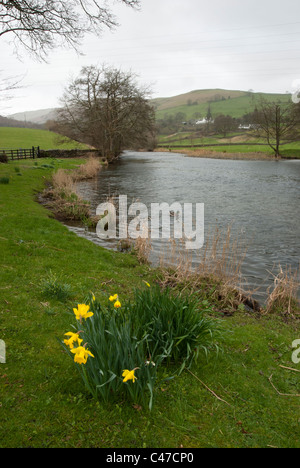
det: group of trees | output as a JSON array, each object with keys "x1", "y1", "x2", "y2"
[
  {"x1": 212, "y1": 101, "x2": 300, "y2": 156},
  {"x1": 55, "y1": 66, "x2": 156, "y2": 159}
]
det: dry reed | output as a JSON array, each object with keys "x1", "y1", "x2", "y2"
[
  {"x1": 155, "y1": 224, "x2": 255, "y2": 310},
  {"x1": 51, "y1": 168, "x2": 75, "y2": 196},
  {"x1": 73, "y1": 156, "x2": 102, "y2": 181},
  {"x1": 42, "y1": 157, "x2": 102, "y2": 222},
  {"x1": 265, "y1": 265, "x2": 300, "y2": 316}
]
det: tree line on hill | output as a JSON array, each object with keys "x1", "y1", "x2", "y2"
[{"x1": 0, "y1": 115, "x2": 43, "y2": 130}]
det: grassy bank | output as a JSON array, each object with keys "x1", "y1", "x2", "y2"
[{"x1": 0, "y1": 158, "x2": 299, "y2": 448}]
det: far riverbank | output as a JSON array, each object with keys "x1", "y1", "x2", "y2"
[{"x1": 155, "y1": 147, "x2": 277, "y2": 160}]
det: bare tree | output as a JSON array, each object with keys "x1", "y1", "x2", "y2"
[
  {"x1": 213, "y1": 114, "x2": 237, "y2": 138},
  {"x1": 57, "y1": 65, "x2": 156, "y2": 160},
  {"x1": 253, "y1": 98, "x2": 299, "y2": 158},
  {"x1": 0, "y1": 0, "x2": 140, "y2": 59}
]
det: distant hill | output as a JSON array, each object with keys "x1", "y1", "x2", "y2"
[
  {"x1": 153, "y1": 89, "x2": 291, "y2": 120},
  {"x1": 8, "y1": 108, "x2": 59, "y2": 125},
  {"x1": 6, "y1": 89, "x2": 292, "y2": 126},
  {"x1": 0, "y1": 114, "x2": 42, "y2": 129}
]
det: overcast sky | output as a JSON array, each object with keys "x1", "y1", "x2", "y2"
[{"x1": 2, "y1": 0, "x2": 300, "y2": 115}]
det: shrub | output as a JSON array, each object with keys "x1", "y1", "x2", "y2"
[
  {"x1": 131, "y1": 286, "x2": 220, "y2": 373},
  {"x1": 40, "y1": 271, "x2": 72, "y2": 302},
  {"x1": 0, "y1": 152, "x2": 8, "y2": 163},
  {"x1": 0, "y1": 177, "x2": 9, "y2": 184}
]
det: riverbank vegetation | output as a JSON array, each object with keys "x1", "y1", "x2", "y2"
[
  {"x1": 40, "y1": 156, "x2": 102, "y2": 223},
  {"x1": 0, "y1": 158, "x2": 299, "y2": 447}
]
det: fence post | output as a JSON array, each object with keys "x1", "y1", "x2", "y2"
[{"x1": 32, "y1": 146, "x2": 35, "y2": 159}]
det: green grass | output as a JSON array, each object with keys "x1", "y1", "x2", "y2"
[
  {"x1": 0, "y1": 127, "x2": 89, "y2": 150},
  {"x1": 155, "y1": 90, "x2": 291, "y2": 120},
  {"x1": 158, "y1": 132, "x2": 300, "y2": 158},
  {"x1": 0, "y1": 158, "x2": 299, "y2": 448}
]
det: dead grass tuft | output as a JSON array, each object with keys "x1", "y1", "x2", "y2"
[
  {"x1": 265, "y1": 265, "x2": 300, "y2": 317},
  {"x1": 73, "y1": 156, "x2": 102, "y2": 181},
  {"x1": 42, "y1": 158, "x2": 101, "y2": 222},
  {"x1": 156, "y1": 225, "x2": 258, "y2": 312}
]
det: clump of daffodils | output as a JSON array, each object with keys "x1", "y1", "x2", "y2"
[{"x1": 61, "y1": 282, "x2": 217, "y2": 412}]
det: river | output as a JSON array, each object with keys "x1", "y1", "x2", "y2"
[{"x1": 68, "y1": 151, "x2": 300, "y2": 303}]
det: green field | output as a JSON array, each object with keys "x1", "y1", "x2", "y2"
[
  {"x1": 0, "y1": 158, "x2": 299, "y2": 448},
  {"x1": 154, "y1": 89, "x2": 291, "y2": 120},
  {"x1": 0, "y1": 127, "x2": 89, "y2": 150},
  {"x1": 157, "y1": 132, "x2": 300, "y2": 158}
]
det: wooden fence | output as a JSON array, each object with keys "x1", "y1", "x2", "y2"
[{"x1": 1, "y1": 146, "x2": 40, "y2": 160}]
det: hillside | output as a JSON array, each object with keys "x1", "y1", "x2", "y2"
[
  {"x1": 9, "y1": 108, "x2": 59, "y2": 125},
  {"x1": 0, "y1": 127, "x2": 89, "y2": 150},
  {"x1": 0, "y1": 115, "x2": 42, "y2": 129},
  {"x1": 6, "y1": 89, "x2": 292, "y2": 128},
  {"x1": 153, "y1": 89, "x2": 291, "y2": 120}
]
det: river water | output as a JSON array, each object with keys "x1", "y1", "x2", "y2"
[{"x1": 69, "y1": 151, "x2": 300, "y2": 303}]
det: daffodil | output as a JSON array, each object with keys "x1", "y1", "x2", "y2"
[
  {"x1": 143, "y1": 280, "x2": 151, "y2": 287},
  {"x1": 71, "y1": 346, "x2": 95, "y2": 365},
  {"x1": 114, "y1": 300, "x2": 121, "y2": 308},
  {"x1": 122, "y1": 368, "x2": 138, "y2": 383},
  {"x1": 73, "y1": 304, "x2": 93, "y2": 321},
  {"x1": 64, "y1": 332, "x2": 83, "y2": 349},
  {"x1": 109, "y1": 294, "x2": 118, "y2": 302}
]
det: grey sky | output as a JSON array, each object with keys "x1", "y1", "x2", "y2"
[{"x1": 2, "y1": 0, "x2": 300, "y2": 114}]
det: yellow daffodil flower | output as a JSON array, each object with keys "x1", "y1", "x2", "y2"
[
  {"x1": 122, "y1": 368, "x2": 138, "y2": 383},
  {"x1": 114, "y1": 300, "x2": 121, "y2": 308},
  {"x1": 73, "y1": 304, "x2": 93, "y2": 321},
  {"x1": 64, "y1": 332, "x2": 83, "y2": 349},
  {"x1": 71, "y1": 346, "x2": 94, "y2": 365},
  {"x1": 109, "y1": 294, "x2": 118, "y2": 302},
  {"x1": 143, "y1": 280, "x2": 151, "y2": 287}
]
